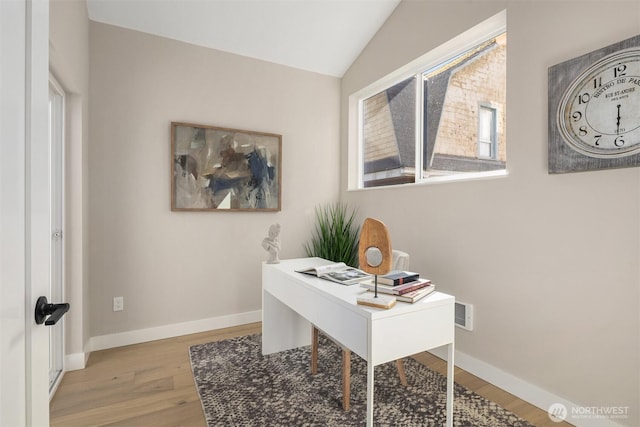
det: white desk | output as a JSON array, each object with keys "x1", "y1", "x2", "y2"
[{"x1": 262, "y1": 257, "x2": 455, "y2": 426}]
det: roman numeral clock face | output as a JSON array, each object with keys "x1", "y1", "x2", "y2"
[
  {"x1": 558, "y1": 48, "x2": 640, "y2": 159},
  {"x1": 549, "y1": 35, "x2": 640, "y2": 173}
]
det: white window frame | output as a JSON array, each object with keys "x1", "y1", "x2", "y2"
[
  {"x1": 348, "y1": 10, "x2": 507, "y2": 190},
  {"x1": 478, "y1": 103, "x2": 498, "y2": 160}
]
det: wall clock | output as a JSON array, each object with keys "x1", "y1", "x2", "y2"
[{"x1": 549, "y1": 34, "x2": 640, "y2": 173}]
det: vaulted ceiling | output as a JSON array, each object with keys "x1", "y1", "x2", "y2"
[{"x1": 85, "y1": 0, "x2": 401, "y2": 77}]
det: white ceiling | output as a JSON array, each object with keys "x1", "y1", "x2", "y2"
[{"x1": 85, "y1": 0, "x2": 400, "y2": 77}]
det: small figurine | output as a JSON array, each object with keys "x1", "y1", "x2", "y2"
[{"x1": 262, "y1": 223, "x2": 281, "y2": 264}]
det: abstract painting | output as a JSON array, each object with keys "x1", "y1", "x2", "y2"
[{"x1": 171, "y1": 122, "x2": 281, "y2": 211}]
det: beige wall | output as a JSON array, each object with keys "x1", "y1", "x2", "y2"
[
  {"x1": 342, "y1": 1, "x2": 639, "y2": 426},
  {"x1": 49, "y1": 0, "x2": 90, "y2": 364},
  {"x1": 89, "y1": 22, "x2": 340, "y2": 337}
]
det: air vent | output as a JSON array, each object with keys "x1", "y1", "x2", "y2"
[{"x1": 455, "y1": 301, "x2": 474, "y2": 331}]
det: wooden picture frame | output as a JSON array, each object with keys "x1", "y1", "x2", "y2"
[{"x1": 171, "y1": 122, "x2": 281, "y2": 211}]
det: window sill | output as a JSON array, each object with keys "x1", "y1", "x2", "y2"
[{"x1": 348, "y1": 169, "x2": 508, "y2": 192}]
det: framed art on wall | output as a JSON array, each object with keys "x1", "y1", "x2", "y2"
[
  {"x1": 548, "y1": 34, "x2": 640, "y2": 174},
  {"x1": 171, "y1": 122, "x2": 282, "y2": 211}
]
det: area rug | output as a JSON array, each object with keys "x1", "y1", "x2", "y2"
[{"x1": 189, "y1": 334, "x2": 534, "y2": 426}]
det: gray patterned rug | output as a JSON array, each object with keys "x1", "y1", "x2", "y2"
[{"x1": 189, "y1": 334, "x2": 535, "y2": 426}]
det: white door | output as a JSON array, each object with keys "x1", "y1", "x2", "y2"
[{"x1": 1, "y1": 0, "x2": 52, "y2": 426}]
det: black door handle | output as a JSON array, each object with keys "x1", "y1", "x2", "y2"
[{"x1": 35, "y1": 296, "x2": 70, "y2": 326}]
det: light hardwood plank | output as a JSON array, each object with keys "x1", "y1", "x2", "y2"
[
  {"x1": 51, "y1": 322, "x2": 572, "y2": 426},
  {"x1": 51, "y1": 323, "x2": 261, "y2": 427},
  {"x1": 411, "y1": 351, "x2": 574, "y2": 427}
]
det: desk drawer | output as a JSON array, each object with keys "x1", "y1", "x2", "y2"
[
  {"x1": 371, "y1": 302, "x2": 454, "y2": 365},
  {"x1": 311, "y1": 294, "x2": 368, "y2": 360}
]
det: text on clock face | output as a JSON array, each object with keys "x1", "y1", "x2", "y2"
[{"x1": 568, "y1": 64, "x2": 640, "y2": 147}]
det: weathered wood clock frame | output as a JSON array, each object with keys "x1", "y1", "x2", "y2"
[{"x1": 549, "y1": 34, "x2": 640, "y2": 174}]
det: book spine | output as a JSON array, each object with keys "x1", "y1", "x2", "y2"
[
  {"x1": 361, "y1": 281, "x2": 430, "y2": 295},
  {"x1": 379, "y1": 275, "x2": 419, "y2": 286},
  {"x1": 359, "y1": 284, "x2": 400, "y2": 295},
  {"x1": 396, "y1": 282, "x2": 430, "y2": 295},
  {"x1": 392, "y1": 278, "x2": 431, "y2": 292},
  {"x1": 395, "y1": 286, "x2": 435, "y2": 302}
]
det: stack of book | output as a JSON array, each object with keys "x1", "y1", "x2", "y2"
[{"x1": 360, "y1": 270, "x2": 435, "y2": 303}]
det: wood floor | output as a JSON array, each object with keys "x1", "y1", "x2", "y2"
[{"x1": 50, "y1": 322, "x2": 572, "y2": 427}]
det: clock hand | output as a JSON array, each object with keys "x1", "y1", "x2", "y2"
[{"x1": 616, "y1": 104, "x2": 621, "y2": 135}]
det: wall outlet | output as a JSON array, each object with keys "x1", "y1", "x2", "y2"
[{"x1": 113, "y1": 296, "x2": 124, "y2": 312}]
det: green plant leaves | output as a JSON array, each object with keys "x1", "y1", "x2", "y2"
[{"x1": 304, "y1": 203, "x2": 360, "y2": 267}]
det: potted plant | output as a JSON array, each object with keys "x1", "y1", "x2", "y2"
[{"x1": 304, "y1": 203, "x2": 360, "y2": 267}]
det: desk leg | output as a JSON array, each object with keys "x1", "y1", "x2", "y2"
[
  {"x1": 311, "y1": 326, "x2": 318, "y2": 375},
  {"x1": 342, "y1": 349, "x2": 351, "y2": 411},
  {"x1": 446, "y1": 342, "x2": 455, "y2": 427},
  {"x1": 366, "y1": 361, "x2": 374, "y2": 426}
]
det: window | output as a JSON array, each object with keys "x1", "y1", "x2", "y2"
[
  {"x1": 362, "y1": 76, "x2": 416, "y2": 186},
  {"x1": 478, "y1": 104, "x2": 497, "y2": 159},
  {"x1": 349, "y1": 11, "x2": 506, "y2": 189}
]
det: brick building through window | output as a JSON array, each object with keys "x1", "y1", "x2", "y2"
[{"x1": 362, "y1": 33, "x2": 506, "y2": 188}]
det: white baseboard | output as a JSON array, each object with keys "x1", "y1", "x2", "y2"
[
  {"x1": 89, "y1": 310, "x2": 262, "y2": 352},
  {"x1": 65, "y1": 352, "x2": 87, "y2": 371},
  {"x1": 430, "y1": 347, "x2": 624, "y2": 427},
  {"x1": 64, "y1": 342, "x2": 92, "y2": 372}
]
